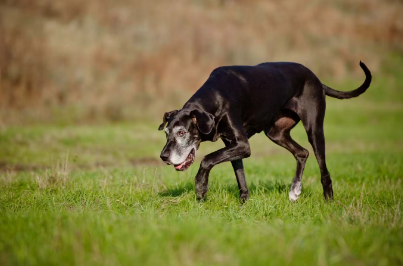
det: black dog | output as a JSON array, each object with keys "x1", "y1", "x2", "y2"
[{"x1": 159, "y1": 61, "x2": 371, "y2": 202}]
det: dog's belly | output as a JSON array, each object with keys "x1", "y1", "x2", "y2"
[
  {"x1": 242, "y1": 117, "x2": 273, "y2": 138},
  {"x1": 242, "y1": 116, "x2": 270, "y2": 134},
  {"x1": 241, "y1": 93, "x2": 293, "y2": 136},
  {"x1": 241, "y1": 94, "x2": 300, "y2": 138},
  {"x1": 242, "y1": 125, "x2": 260, "y2": 138}
]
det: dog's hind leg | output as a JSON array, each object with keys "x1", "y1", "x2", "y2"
[
  {"x1": 301, "y1": 112, "x2": 333, "y2": 200},
  {"x1": 265, "y1": 109, "x2": 309, "y2": 202},
  {"x1": 298, "y1": 82, "x2": 333, "y2": 200}
]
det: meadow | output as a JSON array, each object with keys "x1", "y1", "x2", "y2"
[
  {"x1": 1, "y1": 72, "x2": 403, "y2": 265},
  {"x1": 1, "y1": 0, "x2": 403, "y2": 265}
]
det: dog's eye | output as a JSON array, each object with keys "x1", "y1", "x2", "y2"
[{"x1": 177, "y1": 131, "x2": 185, "y2": 137}]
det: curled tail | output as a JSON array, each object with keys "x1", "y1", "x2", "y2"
[{"x1": 323, "y1": 61, "x2": 372, "y2": 99}]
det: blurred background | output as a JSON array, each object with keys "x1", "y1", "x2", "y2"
[
  {"x1": 1, "y1": 3, "x2": 403, "y2": 264},
  {"x1": 1, "y1": 0, "x2": 402, "y2": 126}
]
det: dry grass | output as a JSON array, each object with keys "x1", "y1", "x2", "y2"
[
  {"x1": 35, "y1": 153, "x2": 70, "y2": 189},
  {"x1": 0, "y1": 0, "x2": 403, "y2": 124}
]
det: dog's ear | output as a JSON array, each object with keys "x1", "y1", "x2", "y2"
[
  {"x1": 158, "y1": 110, "x2": 178, "y2": 130},
  {"x1": 190, "y1": 109, "x2": 215, "y2": 135}
]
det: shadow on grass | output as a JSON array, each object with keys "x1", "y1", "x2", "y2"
[
  {"x1": 158, "y1": 179, "x2": 295, "y2": 199},
  {"x1": 158, "y1": 181, "x2": 195, "y2": 197},
  {"x1": 222, "y1": 180, "x2": 290, "y2": 199}
]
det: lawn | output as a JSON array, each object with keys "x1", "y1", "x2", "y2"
[{"x1": 1, "y1": 80, "x2": 403, "y2": 265}]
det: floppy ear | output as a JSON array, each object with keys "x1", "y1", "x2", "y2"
[
  {"x1": 158, "y1": 110, "x2": 178, "y2": 130},
  {"x1": 190, "y1": 109, "x2": 215, "y2": 135}
]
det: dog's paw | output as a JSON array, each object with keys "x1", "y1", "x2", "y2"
[
  {"x1": 323, "y1": 184, "x2": 334, "y2": 201},
  {"x1": 196, "y1": 195, "x2": 207, "y2": 202},
  {"x1": 196, "y1": 190, "x2": 208, "y2": 201},
  {"x1": 195, "y1": 183, "x2": 208, "y2": 201},
  {"x1": 289, "y1": 182, "x2": 302, "y2": 202},
  {"x1": 239, "y1": 192, "x2": 250, "y2": 203}
]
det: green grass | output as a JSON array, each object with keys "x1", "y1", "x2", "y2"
[{"x1": 1, "y1": 77, "x2": 403, "y2": 265}]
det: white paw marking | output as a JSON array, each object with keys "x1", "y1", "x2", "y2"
[{"x1": 289, "y1": 182, "x2": 302, "y2": 202}]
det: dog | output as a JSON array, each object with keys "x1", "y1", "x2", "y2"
[{"x1": 159, "y1": 61, "x2": 371, "y2": 202}]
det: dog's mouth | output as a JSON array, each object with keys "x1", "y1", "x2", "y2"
[{"x1": 174, "y1": 149, "x2": 195, "y2": 171}]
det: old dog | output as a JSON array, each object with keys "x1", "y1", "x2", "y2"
[{"x1": 158, "y1": 61, "x2": 371, "y2": 202}]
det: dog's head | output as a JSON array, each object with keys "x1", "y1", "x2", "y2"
[{"x1": 158, "y1": 108, "x2": 215, "y2": 171}]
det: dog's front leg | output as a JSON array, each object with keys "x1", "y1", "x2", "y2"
[{"x1": 195, "y1": 137, "x2": 251, "y2": 200}]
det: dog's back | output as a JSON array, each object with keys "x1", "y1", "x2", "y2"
[{"x1": 189, "y1": 62, "x2": 316, "y2": 131}]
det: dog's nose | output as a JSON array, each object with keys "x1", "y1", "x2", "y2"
[{"x1": 160, "y1": 153, "x2": 169, "y2": 162}]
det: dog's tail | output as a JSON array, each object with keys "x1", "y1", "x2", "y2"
[{"x1": 323, "y1": 61, "x2": 372, "y2": 99}]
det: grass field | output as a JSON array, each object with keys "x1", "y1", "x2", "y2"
[
  {"x1": 1, "y1": 75, "x2": 403, "y2": 265},
  {"x1": 1, "y1": 1, "x2": 403, "y2": 264}
]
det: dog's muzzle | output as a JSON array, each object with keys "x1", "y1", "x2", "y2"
[{"x1": 174, "y1": 149, "x2": 196, "y2": 171}]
